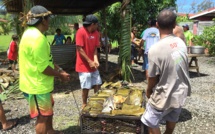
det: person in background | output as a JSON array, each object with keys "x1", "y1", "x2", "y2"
[
  {"x1": 173, "y1": 25, "x2": 186, "y2": 43},
  {"x1": 101, "y1": 33, "x2": 112, "y2": 53},
  {"x1": 139, "y1": 21, "x2": 150, "y2": 65},
  {"x1": 141, "y1": 20, "x2": 160, "y2": 81},
  {"x1": 183, "y1": 24, "x2": 193, "y2": 46},
  {"x1": 19, "y1": 5, "x2": 70, "y2": 134},
  {"x1": 141, "y1": 9, "x2": 191, "y2": 134},
  {"x1": 65, "y1": 36, "x2": 72, "y2": 45},
  {"x1": 7, "y1": 35, "x2": 19, "y2": 72},
  {"x1": 51, "y1": 28, "x2": 66, "y2": 45},
  {"x1": 130, "y1": 27, "x2": 139, "y2": 67},
  {"x1": 75, "y1": 14, "x2": 102, "y2": 109},
  {"x1": 72, "y1": 23, "x2": 79, "y2": 44}
]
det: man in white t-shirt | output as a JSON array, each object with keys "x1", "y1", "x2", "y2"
[
  {"x1": 141, "y1": 9, "x2": 191, "y2": 134},
  {"x1": 142, "y1": 20, "x2": 160, "y2": 81}
]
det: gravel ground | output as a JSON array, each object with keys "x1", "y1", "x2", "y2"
[{"x1": 0, "y1": 53, "x2": 215, "y2": 134}]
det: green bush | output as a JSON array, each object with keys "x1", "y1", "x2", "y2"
[{"x1": 193, "y1": 24, "x2": 215, "y2": 56}]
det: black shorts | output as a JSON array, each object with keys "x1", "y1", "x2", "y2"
[
  {"x1": 97, "y1": 48, "x2": 101, "y2": 53},
  {"x1": 9, "y1": 60, "x2": 17, "y2": 64}
]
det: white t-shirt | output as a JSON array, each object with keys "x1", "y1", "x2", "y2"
[
  {"x1": 142, "y1": 27, "x2": 160, "y2": 54},
  {"x1": 101, "y1": 37, "x2": 110, "y2": 46},
  {"x1": 148, "y1": 35, "x2": 191, "y2": 110}
]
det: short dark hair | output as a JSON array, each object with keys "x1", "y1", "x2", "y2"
[
  {"x1": 56, "y1": 28, "x2": 61, "y2": 32},
  {"x1": 131, "y1": 27, "x2": 137, "y2": 32},
  {"x1": 67, "y1": 36, "x2": 71, "y2": 40},
  {"x1": 157, "y1": 9, "x2": 176, "y2": 30},
  {"x1": 12, "y1": 35, "x2": 18, "y2": 40},
  {"x1": 150, "y1": 20, "x2": 157, "y2": 26}
]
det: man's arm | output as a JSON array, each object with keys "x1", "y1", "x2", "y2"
[
  {"x1": 94, "y1": 47, "x2": 99, "y2": 67},
  {"x1": 131, "y1": 33, "x2": 139, "y2": 46},
  {"x1": 63, "y1": 35, "x2": 66, "y2": 44},
  {"x1": 76, "y1": 46, "x2": 98, "y2": 69},
  {"x1": 146, "y1": 75, "x2": 159, "y2": 98},
  {"x1": 51, "y1": 39, "x2": 56, "y2": 45},
  {"x1": 43, "y1": 64, "x2": 70, "y2": 81}
]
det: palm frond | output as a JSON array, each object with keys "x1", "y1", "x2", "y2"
[{"x1": 119, "y1": 3, "x2": 132, "y2": 82}]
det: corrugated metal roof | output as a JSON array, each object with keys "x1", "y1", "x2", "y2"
[{"x1": 4, "y1": 0, "x2": 122, "y2": 15}]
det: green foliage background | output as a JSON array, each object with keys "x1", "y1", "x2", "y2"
[{"x1": 193, "y1": 20, "x2": 215, "y2": 56}]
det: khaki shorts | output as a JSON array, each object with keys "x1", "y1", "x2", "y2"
[{"x1": 141, "y1": 103, "x2": 181, "y2": 128}]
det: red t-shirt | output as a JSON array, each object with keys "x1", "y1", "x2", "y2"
[
  {"x1": 8, "y1": 41, "x2": 18, "y2": 60},
  {"x1": 75, "y1": 27, "x2": 99, "y2": 72}
]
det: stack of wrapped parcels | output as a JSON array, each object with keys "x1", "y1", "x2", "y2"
[{"x1": 82, "y1": 81, "x2": 145, "y2": 117}]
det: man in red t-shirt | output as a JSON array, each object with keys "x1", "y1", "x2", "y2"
[
  {"x1": 8, "y1": 35, "x2": 19, "y2": 72},
  {"x1": 75, "y1": 14, "x2": 102, "y2": 108}
]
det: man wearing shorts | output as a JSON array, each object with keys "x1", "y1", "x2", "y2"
[
  {"x1": 75, "y1": 14, "x2": 102, "y2": 108},
  {"x1": 141, "y1": 9, "x2": 191, "y2": 134},
  {"x1": 141, "y1": 20, "x2": 160, "y2": 81},
  {"x1": 19, "y1": 5, "x2": 70, "y2": 134}
]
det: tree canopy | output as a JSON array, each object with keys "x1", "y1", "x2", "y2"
[
  {"x1": 191, "y1": 0, "x2": 215, "y2": 13},
  {"x1": 97, "y1": 0, "x2": 176, "y2": 41}
]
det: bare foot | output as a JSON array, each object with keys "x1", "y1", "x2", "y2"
[
  {"x1": 82, "y1": 104, "x2": 87, "y2": 110},
  {"x1": 2, "y1": 119, "x2": 18, "y2": 131}
]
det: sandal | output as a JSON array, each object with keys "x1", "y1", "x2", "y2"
[
  {"x1": 131, "y1": 63, "x2": 138, "y2": 67},
  {"x1": 2, "y1": 119, "x2": 18, "y2": 131}
]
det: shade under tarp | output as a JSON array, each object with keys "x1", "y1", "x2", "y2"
[{"x1": 4, "y1": 0, "x2": 122, "y2": 15}]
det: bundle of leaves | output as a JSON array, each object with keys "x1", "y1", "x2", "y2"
[{"x1": 0, "y1": 72, "x2": 21, "y2": 101}]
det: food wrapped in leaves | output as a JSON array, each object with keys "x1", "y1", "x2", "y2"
[
  {"x1": 89, "y1": 97, "x2": 107, "y2": 102},
  {"x1": 97, "y1": 92, "x2": 111, "y2": 97},
  {"x1": 116, "y1": 88, "x2": 130, "y2": 96},
  {"x1": 102, "y1": 96, "x2": 114, "y2": 114},
  {"x1": 101, "y1": 81, "x2": 113, "y2": 88},
  {"x1": 124, "y1": 89, "x2": 143, "y2": 106},
  {"x1": 100, "y1": 89, "x2": 116, "y2": 96},
  {"x1": 113, "y1": 95, "x2": 127, "y2": 104},
  {"x1": 111, "y1": 104, "x2": 145, "y2": 116},
  {"x1": 110, "y1": 81, "x2": 122, "y2": 88},
  {"x1": 88, "y1": 100, "x2": 104, "y2": 110},
  {"x1": 89, "y1": 110, "x2": 101, "y2": 117},
  {"x1": 122, "y1": 103, "x2": 141, "y2": 110}
]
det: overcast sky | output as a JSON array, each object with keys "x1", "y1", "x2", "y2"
[{"x1": 176, "y1": 0, "x2": 215, "y2": 13}]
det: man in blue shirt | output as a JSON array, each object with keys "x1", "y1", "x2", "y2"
[{"x1": 51, "y1": 28, "x2": 66, "y2": 45}]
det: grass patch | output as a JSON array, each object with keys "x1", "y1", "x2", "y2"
[
  {"x1": 0, "y1": 34, "x2": 13, "y2": 52},
  {"x1": 0, "y1": 34, "x2": 117, "y2": 52},
  {"x1": 111, "y1": 40, "x2": 119, "y2": 48}
]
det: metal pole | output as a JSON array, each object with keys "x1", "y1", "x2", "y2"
[{"x1": 102, "y1": 9, "x2": 108, "y2": 72}]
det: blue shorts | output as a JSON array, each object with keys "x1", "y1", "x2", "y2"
[
  {"x1": 78, "y1": 70, "x2": 102, "y2": 89},
  {"x1": 141, "y1": 103, "x2": 181, "y2": 128},
  {"x1": 142, "y1": 54, "x2": 148, "y2": 70}
]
